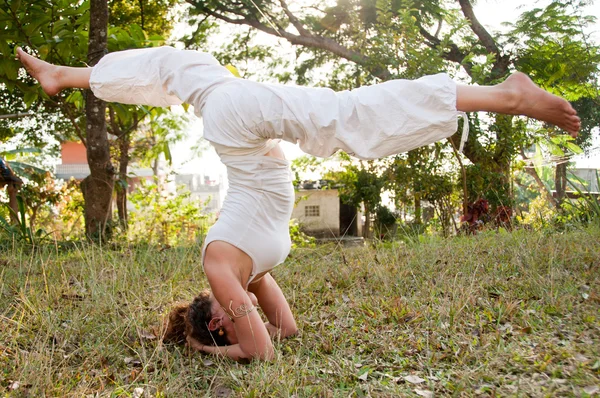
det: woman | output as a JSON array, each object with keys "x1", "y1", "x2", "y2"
[{"x1": 17, "y1": 46, "x2": 580, "y2": 361}]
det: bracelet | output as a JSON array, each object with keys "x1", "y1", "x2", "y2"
[{"x1": 222, "y1": 302, "x2": 256, "y2": 323}]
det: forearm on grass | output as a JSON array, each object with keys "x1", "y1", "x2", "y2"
[{"x1": 187, "y1": 336, "x2": 250, "y2": 361}]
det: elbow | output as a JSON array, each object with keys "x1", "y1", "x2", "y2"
[
  {"x1": 243, "y1": 345, "x2": 275, "y2": 362},
  {"x1": 282, "y1": 325, "x2": 298, "y2": 339}
]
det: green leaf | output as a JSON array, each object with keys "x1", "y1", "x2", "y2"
[
  {"x1": 65, "y1": 91, "x2": 84, "y2": 110},
  {"x1": 225, "y1": 64, "x2": 241, "y2": 78},
  {"x1": 23, "y1": 90, "x2": 38, "y2": 108},
  {"x1": 162, "y1": 143, "x2": 172, "y2": 164},
  {"x1": 2, "y1": 147, "x2": 42, "y2": 156},
  {"x1": 565, "y1": 142, "x2": 583, "y2": 154},
  {"x1": 11, "y1": 0, "x2": 21, "y2": 13}
]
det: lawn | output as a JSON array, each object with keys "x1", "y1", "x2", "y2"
[{"x1": 1, "y1": 226, "x2": 599, "y2": 397}]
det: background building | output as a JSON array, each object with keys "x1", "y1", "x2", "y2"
[
  {"x1": 175, "y1": 173, "x2": 225, "y2": 213},
  {"x1": 292, "y1": 184, "x2": 363, "y2": 238}
]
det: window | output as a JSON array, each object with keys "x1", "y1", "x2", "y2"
[{"x1": 305, "y1": 205, "x2": 320, "y2": 217}]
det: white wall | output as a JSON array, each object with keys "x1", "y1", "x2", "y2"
[{"x1": 292, "y1": 189, "x2": 339, "y2": 237}]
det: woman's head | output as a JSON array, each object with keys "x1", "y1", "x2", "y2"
[{"x1": 162, "y1": 290, "x2": 233, "y2": 347}]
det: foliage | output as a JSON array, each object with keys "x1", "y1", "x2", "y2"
[
  {"x1": 128, "y1": 107, "x2": 190, "y2": 171},
  {"x1": 388, "y1": 145, "x2": 455, "y2": 227},
  {"x1": 185, "y1": 0, "x2": 600, "y2": 217},
  {"x1": 289, "y1": 219, "x2": 316, "y2": 248},
  {"x1": 109, "y1": 0, "x2": 180, "y2": 37},
  {"x1": 17, "y1": 170, "x2": 62, "y2": 229},
  {"x1": 326, "y1": 154, "x2": 384, "y2": 213},
  {"x1": 127, "y1": 178, "x2": 210, "y2": 246},
  {"x1": 565, "y1": 170, "x2": 600, "y2": 225},
  {"x1": 290, "y1": 155, "x2": 324, "y2": 186},
  {"x1": 515, "y1": 195, "x2": 555, "y2": 230},
  {"x1": 465, "y1": 164, "x2": 512, "y2": 210},
  {"x1": 374, "y1": 205, "x2": 397, "y2": 240},
  {"x1": 0, "y1": 147, "x2": 46, "y2": 176},
  {"x1": 33, "y1": 178, "x2": 86, "y2": 241},
  {"x1": 0, "y1": 195, "x2": 48, "y2": 244}
]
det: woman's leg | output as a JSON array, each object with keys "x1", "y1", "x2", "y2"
[
  {"x1": 16, "y1": 48, "x2": 91, "y2": 95},
  {"x1": 18, "y1": 46, "x2": 580, "y2": 137},
  {"x1": 457, "y1": 72, "x2": 580, "y2": 136}
]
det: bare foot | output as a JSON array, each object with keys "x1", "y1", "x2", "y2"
[
  {"x1": 500, "y1": 72, "x2": 580, "y2": 137},
  {"x1": 16, "y1": 47, "x2": 63, "y2": 96}
]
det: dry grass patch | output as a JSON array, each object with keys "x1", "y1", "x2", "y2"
[{"x1": 0, "y1": 226, "x2": 599, "y2": 397}]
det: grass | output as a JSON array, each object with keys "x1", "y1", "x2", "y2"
[{"x1": 0, "y1": 226, "x2": 599, "y2": 397}]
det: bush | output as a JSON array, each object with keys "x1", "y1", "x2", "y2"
[
  {"x1": 127, "y1": 178, "x2": 211, "y2": 246},
  {"x1": 289, "y1": 219, "x2": 316, "y2": 248}
]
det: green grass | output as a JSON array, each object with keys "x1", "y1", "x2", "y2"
[{"x1": 1, "y1": 226, "x2": 599, "y2": 397}]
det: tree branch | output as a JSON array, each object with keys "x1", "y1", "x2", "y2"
[
  {"x1": 457, "y1": 0, "x2": 499, "y2": 56},
  {"x1": 457, "y1": 0, "x2": 510, "y2": 80},
  {"x1": 61, "y1": 103, "x2": 87, "y2": 147},
  {"x1": 190, "y1": 3, "x2": 392, "y2": 80},
  {"x1": 418, "y1": 26, "x2": 473, "y2": 77},
  {"x1": 279, "y1": 0, "x2": 312, "y2": 37}
]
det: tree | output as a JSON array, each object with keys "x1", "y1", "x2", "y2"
[
  {"x1": 79, "y1": 0, "x2": 113, "y2": 239},
  {"x1": 325, "y1": 153, "x2": 385, "y2": 238},
  {"x1": 1, "y1": 0, "x2": 188, "y2": 237},
  {"x1": 184, "y1": 0, "x2": 600, "y2": 210},
  {"x1": 110, "y1": 0, "x2": 179, "y2": 36},
  {"x1": 388, "y1": 144, "x2": 455, "y2": 228}
]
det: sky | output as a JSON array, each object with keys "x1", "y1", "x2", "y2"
[{"x1": 171, "y1": 0, "x2": 600, "y2": 181}]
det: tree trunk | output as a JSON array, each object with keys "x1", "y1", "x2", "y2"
[
  {"x1": 363, "y1": 204, "x2": 371, "y2": 239},
  {"x1": 414, "y1": 193, "x2": 422, "y2": 225},
  {"x1": 554, "y1": 162, "x2": 568, "y2": 206},
  {"x1": 82, "y1": 0, "x2": 113, "y2": 241},
  {"x1": 6, "y1": 184, "x2": 19, "y2": 224},
  {"x1": 116, "y1": 134, "x2": 131, "y2": 228}
]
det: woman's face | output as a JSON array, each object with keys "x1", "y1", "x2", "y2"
[{"x1": 210, "y1": 291, "x2": 258, "y2": 345}]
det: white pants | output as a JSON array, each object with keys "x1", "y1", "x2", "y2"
[{"x1": 90, "y1": 46, "x2": 462, "y2": 283}]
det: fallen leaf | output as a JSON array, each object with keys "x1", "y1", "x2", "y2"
[
  {"x1": 405, "y1": 375, "x2": 426, "y2": 384},
  {"x1": 138, "y1": 330, "x2": 156, "y2": 340},
  {"x1": 213, "y1": 385, "x2": 233, "y2": 398},
  {"x1": 520, "y1": 326, "x2": 533, "y2": 334},
  {"x1": 61, "y1": 293, "x2": 84, "y2": 301},
  {"x1": 124, "y1": 357, "x2": 142, "y2": 367},
  {"x1": 415, "y1": 388, "x2": 433, "y2": 398},
  {"x1": 128, "y1": 369, "x2": 141, "y2": 383},
  {"x1": 583, "y1": 385, "x2": 599, "y2": 395},
  {"x1": 574, "y1": 354, "x2": 590, "y2": 363},
  {"x1": 132, "y1": 387, "x2": 144, "y2": 398}
]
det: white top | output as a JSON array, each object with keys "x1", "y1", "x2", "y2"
[{"x1": 90, "y1": 46, "x2": 460, "y2": 285}]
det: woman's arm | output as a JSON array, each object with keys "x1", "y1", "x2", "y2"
[
  {"x1": 203, "y1": 241, "x2": 275, "y2": 361},
  {"x1": 249, "y1": 274, "x2": 298, "y2": 339},
  {"x1": 187, "y1": 336, "x2": 249, "y2": 361}
]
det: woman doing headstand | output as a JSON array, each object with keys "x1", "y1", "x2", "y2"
[{"x1": 17, "y1": 46, "x2": 580, "y2": 361}]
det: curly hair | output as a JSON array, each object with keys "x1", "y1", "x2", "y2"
[{"x1": 162, "y1": 290, "x2": 229, "y2": 346}]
